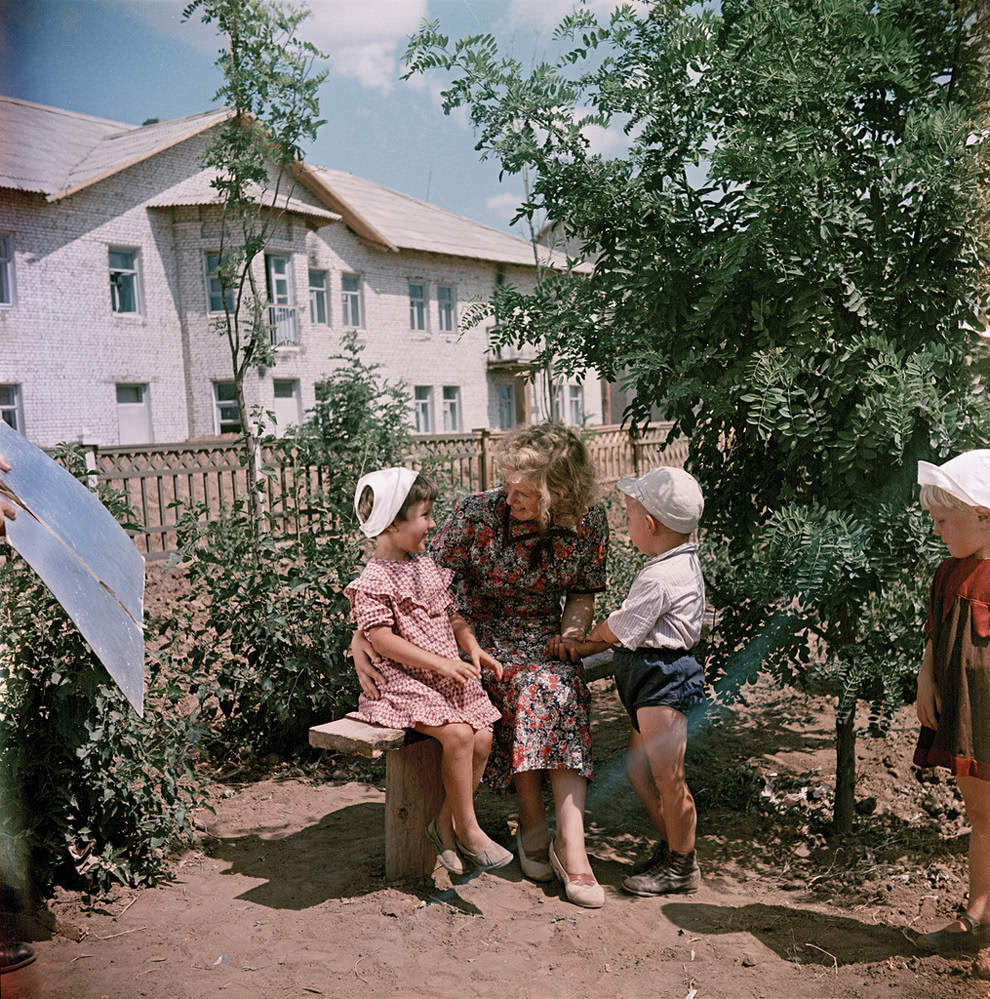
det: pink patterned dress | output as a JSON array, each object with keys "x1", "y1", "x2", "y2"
[{"x1": 346, "y1": 555, "x2": 501, "y2": 730}]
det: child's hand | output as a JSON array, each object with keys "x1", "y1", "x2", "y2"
[
  {"x1": 435, "y1": 656, "x2": 482, "y2": 685},
  {"x1": 916, "y1": 666, "x2": 941, "y2": 729},
  {"x1": 549, "y1": 636, "x2": 589, "y2": 662},
  {"x1": 476, "y1": 647, "x2": 503, "y2": 681}
]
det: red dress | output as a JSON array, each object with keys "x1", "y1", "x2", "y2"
[
  {"x1": 428, "y1": 490, "x2": 609, "y2": 791},
  {"x1": 346, "y1": 555, "x2": 500, "y2": 730},
  {"x1": 914, "y1": 556, "x2": 990, "y2": 781}
]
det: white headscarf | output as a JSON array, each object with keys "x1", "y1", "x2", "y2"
[
  {"x1": 354, "y1": 467, "x2": 420, "y2": 538},
  {"x1": 917, "y1": 450, "x2": 990, "y2": 509}
]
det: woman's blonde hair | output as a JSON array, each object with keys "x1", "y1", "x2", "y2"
[
  {"x1": 919, "y1": 483, "x2": 974, "y2": 512},
  {"x1": 495, "y1": 422, "x2": 597, "y2": 527}
]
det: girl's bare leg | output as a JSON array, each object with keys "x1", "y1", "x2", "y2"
[
  {"x1": 415, "y1": 722, "x2": 493, "y2": 854},
  {"x1": 514, "y1": 770, "x2": 550, "y2": 860},
  {"x1": 549, "y1": 769, "x2": 594, "y2": 879}
]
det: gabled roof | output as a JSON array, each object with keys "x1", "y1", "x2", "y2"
[
  {"x1": 147, "y1": 169, "x2": 341, "y2": 224},
  {"x1": 306, "y1": 165, "x2": 589, "y2": 271}
]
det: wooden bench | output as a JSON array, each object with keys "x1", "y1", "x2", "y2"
[{"x1": 308, "y1": 650, "x2": 616, "y2": 882}]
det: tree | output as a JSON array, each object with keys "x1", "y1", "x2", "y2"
[
  {"x1": 404, "y1": 0, "x2": 990, "y2": 834},
  {"x1": 183, "y1": 0, "x2": 327, "y2": 532}
]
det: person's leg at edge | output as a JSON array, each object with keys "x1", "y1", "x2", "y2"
[
  {"x1": 549, "y1": 769, "x2": 595, "y2": 880},
  {"x1": 940, "y1": 774, "x2": 990, "y2": 933},
  {"x1": 415, "y1": 722, "x2": 493, "y2": 854},
  {"x1": 636, "y1": 705, "x2": 695, "y2": 855},
  {"x1": 514, "y1": 770, "x2": 550, "y2": 862}
]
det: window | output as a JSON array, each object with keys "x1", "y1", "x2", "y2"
[
  {"x1": 441, "y1": 386, "x2": 461, "y2": 432},
  {"x1": 273, "y1": 378, "x2": 301, "y2": 432},
  {"x1": 309, "y1": 269, "x2": 329, "y2": 324},
  {"x1": 414, "y1": 386, "x2": 434, "y2": 433},
  {"x1": 496, "y1": 383, "x2": 515, "y2": 431},
  {"x1": 341, "y1": 273, "x2": 363, "y2": 328},
  {"x1": 568, "y1": 383, "x2": 584, "y2": 425},
  {"x1": 115, "y1": 383, "x2": 152, "y2": 444},
  {"x1": 265, "y1": 253, "x2": 298, "y2": 345},
  {"x1": 0, "y1": 384, "x2": 23, "y2": 432},
  {"x1": 409, "y1": 282, "x2": 426, "y2": 331},
  {"x1": 109, "y1": 247, "x2": 140, "y2": 314},
  {"x1": 205, "y1": 252, "x2": 234, "y2": 313},
  {"x1": 0, "y1": 234, "x2": 14, "y2": 306},
  {"x1": 213, "y1": 381, "x2": 241, "y2": 434},
  {"x1": 437, "y1": 285, "x2": 454, "y2": 332}
]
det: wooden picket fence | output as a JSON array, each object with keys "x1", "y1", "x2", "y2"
[{"x1": 88, "y1": 423, "x2": 687, "y2": 560}]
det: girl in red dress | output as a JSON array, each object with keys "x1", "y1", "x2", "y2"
[{"x1": 915, "y1": 450, "x2": 990, "y2": 953}]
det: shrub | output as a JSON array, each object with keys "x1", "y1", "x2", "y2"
[
  {"x1": 171, "y1": 334, "x2": 415, "y2": 761},
  {"x1": 0, "y1": 445, "x2": 208, "y2": 897}
]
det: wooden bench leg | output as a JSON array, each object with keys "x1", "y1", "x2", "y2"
[{"x1": 384, "y1": 736, "x2": 443, "y2": 881}]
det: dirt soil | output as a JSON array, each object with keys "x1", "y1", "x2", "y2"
[{"x1": 6, "y1": 663, "x2": 990, "y2": 999}]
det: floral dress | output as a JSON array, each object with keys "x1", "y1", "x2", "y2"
[
  {"x1": 914, "y1": 556, "x2": 990, "y2": 781},
  {"x1": 345, "y1": 555, "x2": 501, "y2": 730},
  {"x1": 428, "y1": 490, "x2": 609, "y2": 791}
]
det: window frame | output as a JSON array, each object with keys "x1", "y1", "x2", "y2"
[
  {"x1": 441, "y1": 385, "x2": 461, "y2": 433},
  {"x1": 115, "y1": 382, "x2": 153, "y2": 444},
  {"x1": 204, "y1": 251, "x2": 235, "y2": 314},
  {"x1": 436, "y1": 284, "x2": 455, "y2": 332},
  {"x1": 409, "y1": 281, "x2": 427, "y2": 331},
  {"x1": 109, "y1": 246, "x2": 142, "y2": 315},
  {"x1": 341, "y1": 272, "x2": 363, "y2": 328},
  {"x1": 568, "y1": 383, "x2": 584, "y2": 425},
  {"x1": 413, "y1": 385, "x2": 434, "y2": 434},
  {"x1": 0, "y1": 383, "x2": 24, "y2": 432},
  {"x1": 212, "y1": 380, "x2": 242, "y2": 435},
  {"x1": 308, "y1": 268, "x2": 329, "y2": 325},
  {"x1": 0, "y1": 233, "x2": 15, "y2": 308}
]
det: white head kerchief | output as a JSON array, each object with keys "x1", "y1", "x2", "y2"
[
  {"x1": 918, "y1": 450, "x2": 990, "y2": 509},
  {"x1": 354, "y1": 467, "x2": 420, "y2": 538}
]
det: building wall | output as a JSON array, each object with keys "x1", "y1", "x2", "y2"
[{"x1": 0, "y1": 128, "x2": 603, "y2": 447}]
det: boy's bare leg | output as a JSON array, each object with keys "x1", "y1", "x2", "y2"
[
  {"x1": 958, "y1": 775, "x2": 990, "y2": 925},
  {"x1": 625, "y1": 727, "x2": 669, "y2": 844},
  {"x1": 635, "y1": 705, "x2": 694, "y2": 855}
]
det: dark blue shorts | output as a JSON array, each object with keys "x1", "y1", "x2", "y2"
[{"x1": 612, "y1": 646, "x2": 706, "y2": 731}]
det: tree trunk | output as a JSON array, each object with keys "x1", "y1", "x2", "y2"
[
  {"x1": 236, "y1": 379, "x2": 265, "y2": 538},
  {"x1": 833, "y1": 704, "x2": 856, "y2": 836}
]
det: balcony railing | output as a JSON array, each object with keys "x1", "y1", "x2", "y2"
[{"x1": 269, "y1": 305, "x2": 299, "y2": 346}]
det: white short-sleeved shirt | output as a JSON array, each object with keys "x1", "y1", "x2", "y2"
[{"x1": 606, "y1": 542, "x2": 705, "y2": 651}]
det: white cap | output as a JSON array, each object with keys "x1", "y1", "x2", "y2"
[
  {"x1": 918, "y1": 450, "x2": 990, "y2": 509},
  {"x1": 617, "y1": 466, "x2": 704, "y2": 534},
  {"x1": 354, "y1": 467, "x2": 419, "y2": 538}
]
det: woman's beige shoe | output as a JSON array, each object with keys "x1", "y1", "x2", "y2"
[
  {"x1": 549, "y1": 839, "x2": 604, "y2": 908},
  {"x1": 516, "y1": 826, "x2": 554, "y2": 882}
]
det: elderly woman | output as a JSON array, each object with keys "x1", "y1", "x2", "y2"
[{"x1": 353, "y1": 423, "x2": 608, "y2": 907}]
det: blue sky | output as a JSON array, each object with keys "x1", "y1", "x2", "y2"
[{"x1": 0, "y1": 0, "x2": 638, "y2": 235}]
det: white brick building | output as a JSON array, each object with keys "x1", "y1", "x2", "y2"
[{"x1": 0, "y1": 97, "x2": 603, "y2": 448}]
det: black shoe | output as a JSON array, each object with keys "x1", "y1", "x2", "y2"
[
  {"x1": 631, "y1": 840, "x2": 669, "y2": 876},
  {"x1": 623, "y1": 849, "x2": 701, "y2": 896},
  {"x1": 0, "y1": 941, "x2": 36, "y2": 974},
  {"x1": 916, "y1": 913, "x2": 990, "y2": 954}
]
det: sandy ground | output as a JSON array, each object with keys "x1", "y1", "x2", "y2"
[{"x1": 5, "y1": 677, "x2": 990, "y2": 999}]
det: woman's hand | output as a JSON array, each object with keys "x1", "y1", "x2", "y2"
[{"x1": 351, "y1": 630, "x2": 384, "y2": 699}]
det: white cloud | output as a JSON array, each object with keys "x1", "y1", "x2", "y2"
[
  {"x1": 486, "y1": 191, "x2": 524, "y2": 225},
  {"x1": 333, "y1": 41, "x2": 401, "y2": 94}
]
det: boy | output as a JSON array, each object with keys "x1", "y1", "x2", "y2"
[{"x1": 555, "y1": 466, "x2": 706, "y2": 895}]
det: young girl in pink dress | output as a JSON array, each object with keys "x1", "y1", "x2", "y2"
[
  {"x1": 346, "y1": 467, "x2": 512, "y2": 874},
  {"x1": 915, "y1": 450, "x2": 990, "y2": 954}
]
